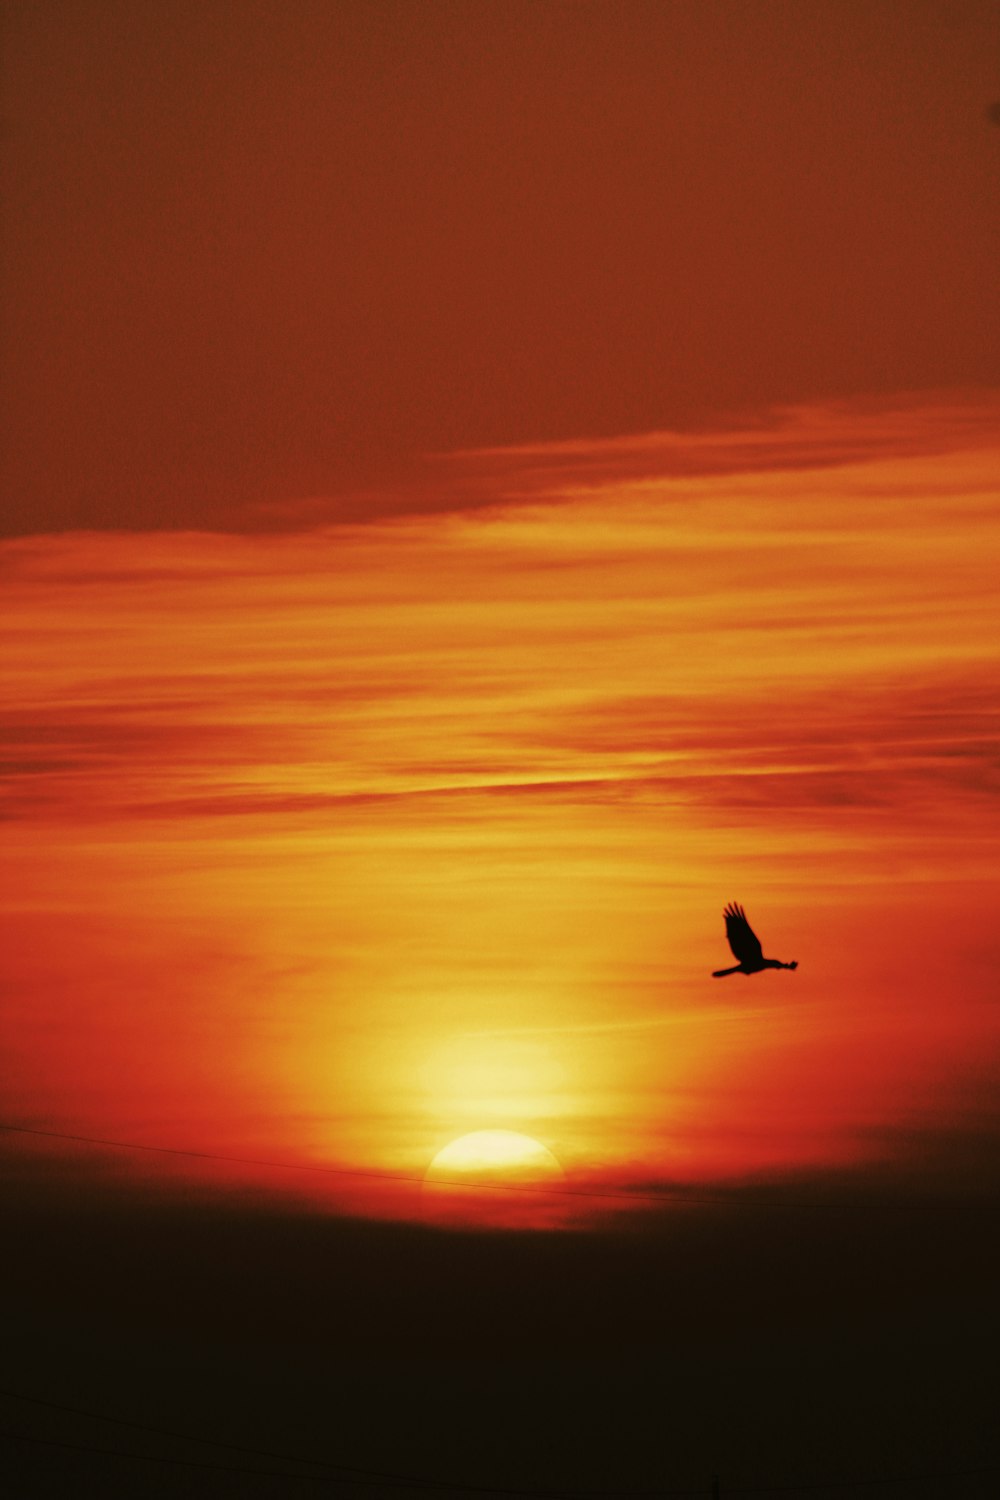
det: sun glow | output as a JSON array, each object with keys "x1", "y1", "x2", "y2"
[{"x1": 419, "y1": 1037, "x2": 568, "y2": 1124}]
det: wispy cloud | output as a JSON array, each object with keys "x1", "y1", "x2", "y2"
[{"x1": 3, "y1": 392, "x2": 998, "y2": 1210}]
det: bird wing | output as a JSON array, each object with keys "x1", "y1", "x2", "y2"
[{"x1": 723, "y1": 903, "x2": 763, "y2": 965}]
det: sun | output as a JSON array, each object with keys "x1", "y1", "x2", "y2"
[
  {"x1": 427, "y1": 1129, "x2": 564, "y2": 1180},
  {"x1": 422, "y1": 1131, "x2": 567, "y2": 1230}
]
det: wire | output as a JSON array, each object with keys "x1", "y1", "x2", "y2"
[
  {"x1": 3, "y1": 1120, "x2": 993, "y2": 1214},
  {"x1": 727, "y1": 1464, "x2": 1000, "y2": 1493},
  {"x1": 0, "y1": 1121, "x2": 669, "y2": 1206},
  {"x1": 3, "y1": 1416, "x2": 995, "y2": 1500},
  {"x1": 0, "y1": 1425, "x2": 594, "y2": 1494},
  {"x1": 0, "y1": 1426, "x2": 377, "y2": 1487},
  {"x1": 0, "y1": 1387, "x2": 430, "y2": 1490},
  {"x1": 0, "y1": 1386, "x2": 995, "y2": 1494},
  {"x1": 0, "y1": 1423, "x2": 703, "y2": 1497},
  {"x1": 0, "y1": 1385, "x2": 693, "y2": 1498}
]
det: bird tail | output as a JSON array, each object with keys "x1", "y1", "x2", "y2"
[{"x1": 712, "y1": 965, "x2": 742, "y2": 977}]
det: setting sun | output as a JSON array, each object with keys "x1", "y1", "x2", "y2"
[
  {"x1": 428, "y1": 1131, "x2": 564, "y2": 1180},
  {"x1": 423, "y1": 1131, "x2": 567, "y2": 1231}
]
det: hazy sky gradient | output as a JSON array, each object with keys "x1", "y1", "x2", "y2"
[{"x1": 4, "y1": 394, "x2": 998, "y2": 1224}]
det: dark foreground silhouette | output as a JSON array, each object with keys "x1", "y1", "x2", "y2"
[{"x1": 712, "y1": 902, "x2": 798, "y2": 977}]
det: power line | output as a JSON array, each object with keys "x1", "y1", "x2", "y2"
[
  {"x1": 1, "y1": 1426, "x2": 597, "y2": 1494},
  {"x1": 0, "y1": 1385, "x2": 691, "y2": 1498},
  {"x1": 727, "y1": 1464, "x2": 1000, "y2": 1493},
  {"x1": 0, "y1": 1420, "x2": 701, "y2": 1497},
  {"x1": 2, "y1": 1401, "x2": 998, "y2": 1499},
  {"x1": 0, "y1": 1387, "x2": 431, "y2": 1491},
  {"x1": 0, "y1": 1121, "x2": 669, "y2": 1207},
  {"x1": 3, "y1": 1121, "x2": 992, "y2": 1214},
  {"x1": 1, "y1": 1426, "x2": 384, "y2": 1489}
]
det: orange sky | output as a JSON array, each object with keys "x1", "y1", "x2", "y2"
[
  {"x1": 2, "y1": 1, "x2": 999, "y2": 1234},
  {"x1": 4, "y1": 393, "x2": 998, "y2": 1225}
]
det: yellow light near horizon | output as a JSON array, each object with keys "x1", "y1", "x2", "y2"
[{"x1": 427, "y1": 1130, "x2": 564, "y2": 1180}]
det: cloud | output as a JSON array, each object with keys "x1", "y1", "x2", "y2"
[
  {"x1": 4, "y1": 414, "x2": 998, "y2": 839},
  {"x1": 440, "y1": 388, "x2": 1000, "y2": 498},
  {"x1": 3, "y1": 393, "x2": 998, "y2": 1207}
]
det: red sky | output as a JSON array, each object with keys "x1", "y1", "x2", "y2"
[{"x1": 1, "y1": 3, "x2": 999, "y2": 1230}]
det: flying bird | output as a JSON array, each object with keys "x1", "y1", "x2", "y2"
[{"x1": 712, "y1": 903, "x2": 798, "y2": 977}]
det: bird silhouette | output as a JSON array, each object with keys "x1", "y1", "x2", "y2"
[{"x1": 712, "y1": 903, "x2": 798, "y2": 977}]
